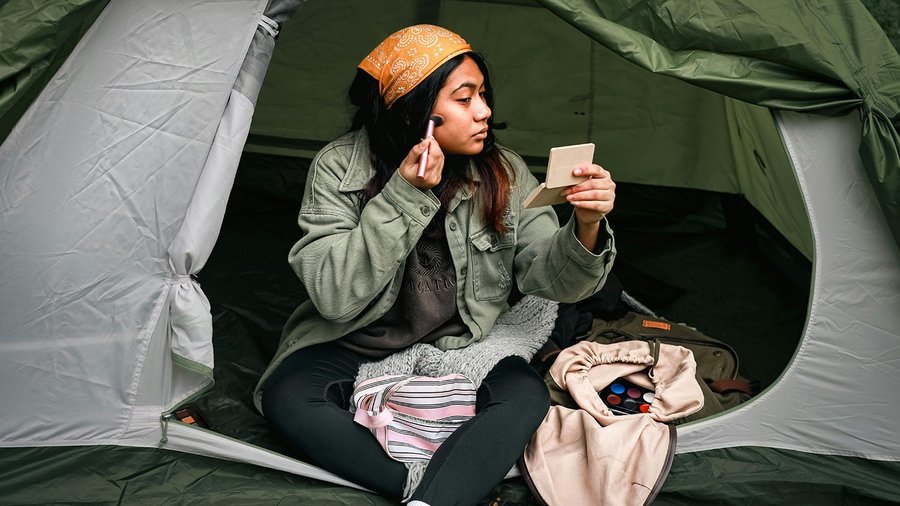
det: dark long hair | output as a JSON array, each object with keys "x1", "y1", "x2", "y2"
[{"x1": 348, "y1": 52, "x2": 514, "y2": 233}]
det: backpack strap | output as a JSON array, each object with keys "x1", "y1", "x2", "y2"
[
  {"x1": 647, "y1": 338, "x2": 661, "y2": 380},
  {"x1": 533, "y1": 340, "x2": 562, "y2": 375}
]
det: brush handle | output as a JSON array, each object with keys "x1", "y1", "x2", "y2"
[{"x1": 417, "y1": 119, "x2": 437, "y2": 179}]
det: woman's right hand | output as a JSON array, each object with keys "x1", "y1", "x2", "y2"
[{"x1": 400, "y1": 137, "x2": 444, "y2": 190}]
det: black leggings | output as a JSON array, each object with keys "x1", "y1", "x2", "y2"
[{"x1": 261, "y1": 341, "x2": 550, "y2": 505}]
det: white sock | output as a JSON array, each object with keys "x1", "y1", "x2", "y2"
[{"x1": 406, "y1": 501, "x2": 430, "y2": 506}]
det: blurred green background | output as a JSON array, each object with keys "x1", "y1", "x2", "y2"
[{"x1": 862, "y1": 0, "x2": 900, "y2": 49}]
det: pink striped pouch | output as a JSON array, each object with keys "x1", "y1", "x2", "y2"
[{"x1": 351, "y1": 374, "x2": 477, "y2": 463}]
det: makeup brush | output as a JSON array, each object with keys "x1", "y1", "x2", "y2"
[{"x1": 417, "y1": 115, "x2": 444, "y2": 179}]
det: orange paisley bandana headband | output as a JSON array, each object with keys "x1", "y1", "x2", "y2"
[{"x1": 359, "y1": 24, "x2": 472, "y2": 108}]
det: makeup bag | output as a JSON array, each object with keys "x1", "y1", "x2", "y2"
[
  {"x1": 546, "y1": 339, "x2": 704, "y2": 425},
  {"x1": 521, "y1": 340, "x2": 704, "y2": 505},
  {"x1": 521, "y1": 406, "x2": 675, "y2": 506},
  {"x1": 350, "y1": 374, "x2": 477, "y2": 463}
]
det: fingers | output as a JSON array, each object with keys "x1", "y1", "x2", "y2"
[
  {"x1": 409, "y1": 137, "x2": 441, "y2": 159},
  {"x1": 401, "y1": 138, "x2": 444, "y2": 189},
  {"x1": 566, "y1": 163, "x2": 615, "y2": 216},
  {"x1": 567, "y1": 164, "x2": 615, "y2": 194},
  {"x1": 420, "y1": 137, "x2": 443, "y2": 171},
  {"x1": 567, "y1": 189, "x2": 614, "y2": 207},
  {"x1": 408, "y1": 137, "x2": 432, "y2": 160},
  {"x1": 573, "y1": 164, "x2": 611, "y2": 180}
]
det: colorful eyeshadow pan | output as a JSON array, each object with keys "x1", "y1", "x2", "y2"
[{"x1": 599, "y1": 377, "x2": 657, "y2": 416}]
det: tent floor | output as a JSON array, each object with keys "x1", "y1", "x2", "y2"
[{"x1": 3, "y1": 444, "x2": 897, "y2": 505}]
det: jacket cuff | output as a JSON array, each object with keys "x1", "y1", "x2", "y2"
[{"x1": 562, "y1": 215, "x2": 616, "y2": 268}]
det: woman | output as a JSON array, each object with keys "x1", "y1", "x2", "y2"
[{"x1": 255, "y1": 24, "x2": 617, "y2": 505}]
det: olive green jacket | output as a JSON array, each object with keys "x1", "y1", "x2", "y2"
[{"x1": 254, "y1": 130, "x2": 615, "y2": 412}]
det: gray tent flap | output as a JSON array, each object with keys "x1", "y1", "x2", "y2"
[
  {"x1": 679, "y1": 111, "x2": 900, "y2": 463},
  {"x1": 0, "y1": 0, "x2": 265, "y2": 446}
]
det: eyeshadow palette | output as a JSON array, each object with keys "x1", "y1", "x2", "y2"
[{"x1": 598, "y1": 377, "x2": 655, "y2": 415}]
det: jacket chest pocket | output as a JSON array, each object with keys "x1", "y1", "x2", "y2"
[{"x1": 468, "y1": 228, "x2": 515, "y2": 301}]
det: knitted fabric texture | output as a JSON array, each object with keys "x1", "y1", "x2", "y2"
[
  {"x1": 352, "y1": 295, "x2": 559, "y2": 500},
  {"x1": 356, "y1": 295, "x2": 559, "y2": 388}
]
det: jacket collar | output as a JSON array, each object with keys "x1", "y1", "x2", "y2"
[{"x1": 338, "y1": 130, "x2": 376, "y2": 193}]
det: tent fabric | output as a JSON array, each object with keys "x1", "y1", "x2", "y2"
[
  {"x1": 678, "y1": 111, "x2": 900, "y2": 461},
  {"x1": 167, "y1": 87, "x2": 257, "y2": 376},
  {"x1": 0, "y1": 0, "x2": 109, "y2": 142},
  {"x1": 3, "y1": 444, "x2": 899, "y2": 504},
  {"x1": 664, "y1": 447, "x2": 900, "y2": 504},
  {"x1": 537, "y1": 0, "x2": 900, "y2": 252},
  {"x1": 0, "y1": 0, "x2": 268, "y2": 445},
  {"x1": 0, "y1": 446, "x2": 397, "y2": 505}
]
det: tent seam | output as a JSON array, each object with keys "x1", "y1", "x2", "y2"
[{"x1": 119, "y1": 282, "x2": 172, "y2": 441}]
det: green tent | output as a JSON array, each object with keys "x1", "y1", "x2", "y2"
[{"x1": 1, "y1": 0, "x2": 899, "y2": 504}]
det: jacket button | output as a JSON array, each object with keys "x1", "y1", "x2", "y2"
[
  {"x1": 420, "y1": 206, "x2": 431, "y2": 217},
  {"x1": 449, "y1": 222, "x2": 458, "y2": 231},
  {"x1": 460, "y1": 266, "x2": 467, "y2": 275}
]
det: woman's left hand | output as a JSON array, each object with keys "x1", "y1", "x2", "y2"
[{"x1": 565, "y1": 164, "x2": 616, "y2": 227}]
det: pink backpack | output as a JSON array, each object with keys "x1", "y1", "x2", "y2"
[{"x1": 351, "y1": 374, "x2": 477, "y2": 463}]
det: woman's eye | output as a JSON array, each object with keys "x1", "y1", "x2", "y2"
[{"x1": 458, "y1": 97, "x2": 471, "y2": 104}]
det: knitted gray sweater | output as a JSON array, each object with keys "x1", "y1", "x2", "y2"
[{"x1": 355, "y1": 295, "x2": 559, "y2": 388}]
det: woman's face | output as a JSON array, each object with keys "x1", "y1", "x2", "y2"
[{"x1": 431, "y1": 56, "x2": 492, "y2": 156}]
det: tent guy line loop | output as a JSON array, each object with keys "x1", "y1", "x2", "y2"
[{"x1": 258, "y1": 15, "x2": 279, "y2": 39}]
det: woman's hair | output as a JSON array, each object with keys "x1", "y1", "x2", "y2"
[{"x1": 348, "y1": 52, "x2": 514, "y2": 233}]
